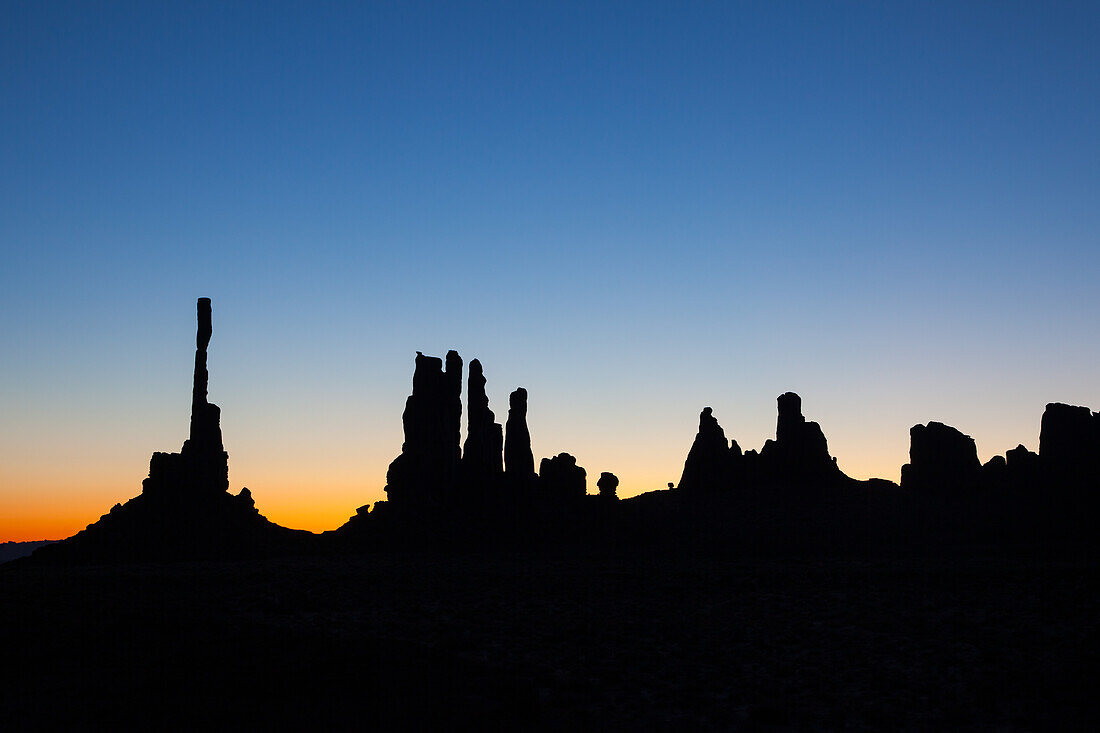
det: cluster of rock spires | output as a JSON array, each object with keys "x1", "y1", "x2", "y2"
[
  {"x1": 378, "y1": 349, "x2": 616, "y2": 515},
  {"x1": 677, "y1": 392, "x2": 1099, "y2": 512},
  {"x1": 22, "y1": 298, "x2": 1099, "y2": 564},
  {"x1": 901, "y1": 405, "x2": 1100, "y2": 500},
  {"x1": 678, "y1": 392, "x2": 846, "y2": 494}
]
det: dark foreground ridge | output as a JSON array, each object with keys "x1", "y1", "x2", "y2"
[{"x1": 22, "y1": 299, "x2": 1099, "y2": 564}]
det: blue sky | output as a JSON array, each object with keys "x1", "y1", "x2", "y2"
[{"x1": 1, "y1": 1, "x2": 1098, "y2": 537}]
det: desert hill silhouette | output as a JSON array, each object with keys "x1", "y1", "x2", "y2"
[
  {"x1": 23, "y1": 298, "x2": 1099, "y2": 564},
  {"x1": 30, "y1": 299, "x2": 311, "y2": 563}
]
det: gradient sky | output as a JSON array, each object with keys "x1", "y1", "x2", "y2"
[{"x1": 2, "y1": 1, "x2": 1098, "y2": 541}]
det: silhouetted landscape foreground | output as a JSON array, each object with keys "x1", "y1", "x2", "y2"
[{"x1": 2, "y1": 299, "x2": 1097, "y2": 729}]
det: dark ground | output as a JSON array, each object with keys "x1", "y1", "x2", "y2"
[
  {"x1": 0, "y1": 541, "x2": 56, "y2": 564},
  {"x1": 1, "y1": 552, "x2": 1096, "y2": 731}
]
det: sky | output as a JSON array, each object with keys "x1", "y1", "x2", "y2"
[{"x1": 1, "y1": 1, "x2": 1098, "y2": 541}]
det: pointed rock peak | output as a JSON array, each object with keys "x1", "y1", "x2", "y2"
[
  {"x1": 462, "y1": 356, "x2": 503, "y2": 481},
  {"x1": 698, "y1": 407, "x2": 726, "y2": 438},
  {"x1": 678, "y1": 406, "x2": 731, "y2": 491}
]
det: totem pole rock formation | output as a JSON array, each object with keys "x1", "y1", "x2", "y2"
[
  {"x1": 504, "y1": 387, "x2": 535, "y2": 486},
  {"x1": 538, "y1": 453, "x2": 587, "y2": 501},
  {"x1": 900, "y1": 421, "x2": 981, "y2": 494},
  {"x1": 142, "y1": 297, "x2": 230, "y2": 499},
  {"x1": 461, "y1": 358, "x2": 504, "y2": 483},
  {"x1": 29, "y1": 298, "x2": 309, "y2": 564},
  {"x1": 385, "y1": 351, "x2": 464, "y2": 506}
]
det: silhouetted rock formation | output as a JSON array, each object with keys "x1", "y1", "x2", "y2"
[
  {"x1": 1040, "y1": 402, "x2": 1100, "y2": 485},
  {"x1": 24, "y1": 296, "x2": 1100, "y2": 564},
  {"x1": 385, "y1": 351, "x2": 464, "y2": 506},
  {"x1": 504, "y1": 388, "x2": 535, "y2": 487},
  {"x1": 901, "y1": 422, "x2": 981, "y2": 494},
  {"x1": 30, "y1": 299, "x2": 309, "y2": 564},
  {"x1": 1005, "y1": 444, "x2": 1042, "y2": 492},
  {"x1": 678, "y1": 407, "x2": 733, "y2": 492},
  {"x1": 981, "y1": 454, "x2": 1008, "y2": 490},
  {"x1": 674, "y1": 394, "x2": 850, "y2": 495},
  {"x1": 597, "y1": 472, "x2": 619, "y2": 500},
  {"x1": 461, "y1": 359, "x2": 504, "y2": 483},
  {"x1": 539, "y1": 453, "x2": 587, "y2": 501},
  {"x1": 759, "y1": 392, "x2": 845, "y2": 485},
  {"x1": 142, "y1": 298, "x2": 229, "y2": 499}
]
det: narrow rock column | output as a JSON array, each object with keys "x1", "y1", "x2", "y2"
[
  {"x1": 180, "y1": 297, "x2": 229, "y2": 494},
  {"x1": 462, "y1": 359, "x2": 504, "y2": 481},
  {"x1": 185, "y1": 298, "x2": 223, "y2": 453},
  {"x1": 444, "y1": 350, "x2": 463, "y2": 479},
  {"x1": 775, "y1": 392, "x2": 804, "y2": 445},
  {"x1": 504, "y1": 388, "x2": 535, "y2": 483}
]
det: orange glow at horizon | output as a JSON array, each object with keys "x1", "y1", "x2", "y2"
[{"x1": 1, "y1": 452, "x2": 913, "y2": 542}]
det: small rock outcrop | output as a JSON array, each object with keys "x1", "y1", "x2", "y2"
[
  {"x1": 504, "y1": 388, "x2": 535, "y2": 486},
  {"x1": 461, "y1": 359, "x2": 504, "y2": 484},
  {"x1": 1005, "y1": 444, "x2": 1042, "y2": 491},
  {"x1": 385, "y1": 351, "x2": 464, "y2": 506},
  {"x1": 539, "y1": 453, "x2": 587, "y2": 501},
  {"x1": 901, "y1": 421, "x2": 981, "y2": 494},
  {"x1": 597, "y1": 472, "x2": 620, "y2": 500}
]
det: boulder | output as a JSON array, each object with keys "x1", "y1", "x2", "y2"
[{"x1": 597, "y1": 472, "x2": 620, "y2": 500}]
